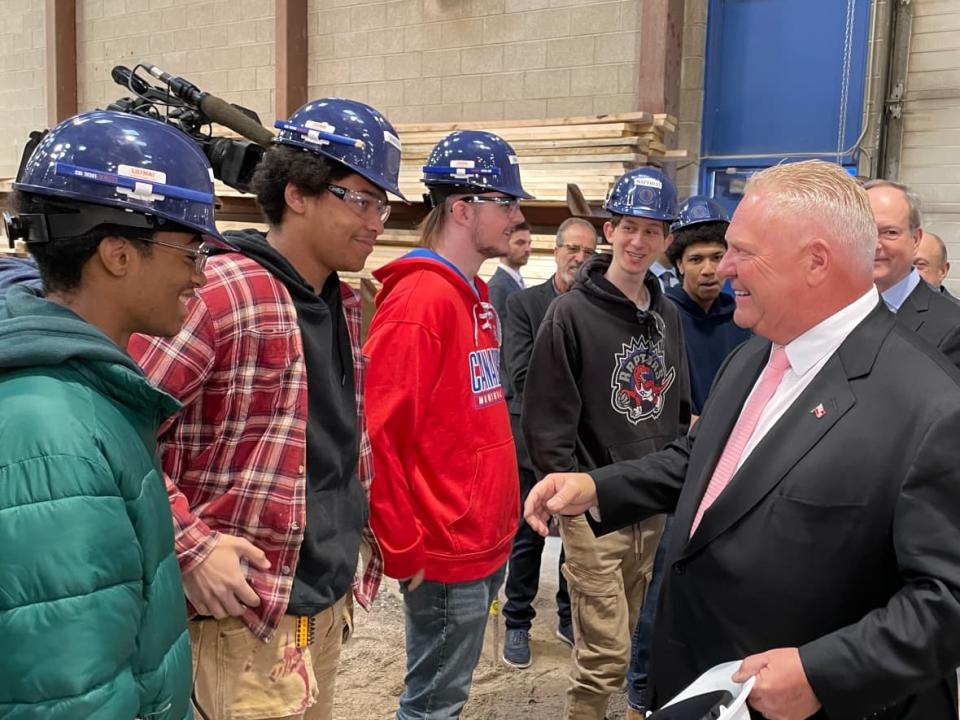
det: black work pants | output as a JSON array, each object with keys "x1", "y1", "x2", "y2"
[{"x1": 503, "y1": 465, "x2": 571, "y2": 631}]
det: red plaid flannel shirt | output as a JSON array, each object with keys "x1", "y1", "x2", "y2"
[{"x1": 129, "y1": 253, "x2": 382, "y2": 642}]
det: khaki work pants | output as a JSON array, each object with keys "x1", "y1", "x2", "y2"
[
  {"x1": 189, "y1": 594, "x2": 352, "y2": 720},
  {"x1": 559, "y1": 513, "x2": 665, "y2": 720}
]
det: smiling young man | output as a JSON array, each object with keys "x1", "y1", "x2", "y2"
[
  {"x1": 664, "y1": 196, "x2": 752, "y2": 416},
  {"x1": 364, "y1": 130, "x2": 530, "y2": 720},
  {"x1": 0, "y1": 111, "x2": 228, "y2": 720},
  {"x1": 128, "y1": 98, "x2": 405, "y2": 720},
  {"x1": 522, "y1": 167, "x2": 691, "y2": 720}
]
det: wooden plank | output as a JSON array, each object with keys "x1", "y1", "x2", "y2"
[
  {"x1": 503, "y1": 153, "x2": 647, "y2": 164},
  {"x1": 394, "y1": 112, "x2": 655, "y2": 133},
  {"x1": 638, "y1": 0, "x2": 685, "y2": 118},
  {"x1": 275, "y1": 0, "x2": 308, "y2": 119},
  {"x1": 403, "y1": 145, "x2": 648, "y2": 159},
  {"x1": 398, "y1": 124, "x2": 647, "y2": 145},
  {"x1": 45, "y1": 0, "x2": 77, "y2": 126}
]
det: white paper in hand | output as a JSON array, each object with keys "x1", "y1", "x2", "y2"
[{"x1": 660, "y1": 660, "x2": 755, "y2": 719}]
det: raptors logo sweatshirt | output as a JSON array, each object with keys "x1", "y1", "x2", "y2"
[
  {"x1": 364, "y1": 250, "x2": 520, "y2": 583},
  {"x1": 523, "y1": 252, "x2": 692, "y2": 476}
]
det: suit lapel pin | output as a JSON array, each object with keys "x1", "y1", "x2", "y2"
[{"x1": 811, "y1": 403, "x2": 827, "y2": 419}]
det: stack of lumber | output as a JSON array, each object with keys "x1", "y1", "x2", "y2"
[
  {"x1": 210, "y1": 111, "x2": 684, "y2": 205},
  {"x1": 393, "y1": 111, "x2": 684, "y2": 202}
]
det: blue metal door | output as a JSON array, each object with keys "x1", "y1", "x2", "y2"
[{"x1": 699, "y1": 0, "x2": 872, "y2": 213}]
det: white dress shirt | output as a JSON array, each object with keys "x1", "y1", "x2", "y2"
[{"x1": 732, "y1": 286, "x2": 879, "y2": 473}]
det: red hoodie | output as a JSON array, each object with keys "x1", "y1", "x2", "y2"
[{"x1": 364, "y1": 251, "x2": 520, "y2": 583}]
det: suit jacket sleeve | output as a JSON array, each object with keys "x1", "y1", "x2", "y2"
[
  {"x1": 488, "y1": 275, "x2": 511, "y2": 328},
  {"x1": 504, "y1": 291, "x2": 536, "y2": 401},
  {"x1": 588, "y1": 430, "x2": 691, "y2": 535},
  {"x1": 522, "y1": 305, "x2": 582, "y2": 475},
  {"x1": 938, "y1": 323, "x2": 960, "y2": 369},
  {"x1": 799, "y1": 404, "x2": 960, "y2": 718},
  {"x1": 586, "y1": 335, "x2": 746, "y2": 536}
]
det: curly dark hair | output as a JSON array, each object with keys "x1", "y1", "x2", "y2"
[
  {"x1": 10, "y1": 190, "x2": 153, "y2": 294},
  {"x1": 249, "y1": 145, "x2": 352, "y2": 226},
  {"x1": 665, "y1": 221, "x2": 728, "y2": 268}
]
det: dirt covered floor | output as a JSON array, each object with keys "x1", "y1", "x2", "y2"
[{"x1": 334, "y1": 537, "x2": 630, "y2": 719}]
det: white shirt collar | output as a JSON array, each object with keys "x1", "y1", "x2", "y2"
[
  {"x1": 782, "y1": 287, "x2": 880, "y2": 377},
  {"x1": 498, "y1": 262, "x2": 524, "y2": 288}
]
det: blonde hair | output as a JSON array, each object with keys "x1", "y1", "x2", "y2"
[
  {"x1": 746, "y1": 160, "x2": 876, "y2": 272},
  {"x1": 417, "y1": 202, "x2": 448, "y2": 249}
]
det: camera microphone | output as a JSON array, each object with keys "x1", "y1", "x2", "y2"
[
  {"x1": 143, "y1": 63, "x2": 274, "y2": 148},
  {"x1": 143, "y1": 63, "x2": 204, "y2": 106},
  {"x1": 111, "y1": 65, "x2": 153, "y2": 97}
]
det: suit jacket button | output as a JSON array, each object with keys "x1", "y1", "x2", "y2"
[{"x1": 674, "y1": 563, "x2": 685, "y2": 575}]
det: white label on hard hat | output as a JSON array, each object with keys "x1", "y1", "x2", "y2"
[
  {"x1": 304, "y1": 120, "x2": 336, "y2": 134},
  {"x1": 508, "y1": 155, "x2": 519, "y2": 165},
  {"x1": 118, "y1": 164, "x2": 167, "y2": 185},
  {"x1": 633, "y1": 175, "x2": 663, "y2": 190},
  {"x1": 450, "y1": 160, "x2": 476, "y2": 169},
  {"x1": 383, "y1": 130, "x2": 402, "y2": 150},
  {"x1": 117, "y1": 182, "x2": 166, "y2": 203}
]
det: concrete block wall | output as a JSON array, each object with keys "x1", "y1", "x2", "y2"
[
  {"x1": 76, "y1": 0, "x2": 276, "y2": 132},
  {"x1": 901, "y1": 0, "x2": 960, "y2": 293},
  {"x1": 0, "y1": 3, "x2": 45, "y2": 180},
  {"x1": 305, "y1": 0, "x2": 642, "y2": 125}
]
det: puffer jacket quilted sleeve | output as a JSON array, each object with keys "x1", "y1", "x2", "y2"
[{"x1": 0, "y1": 366, "x2": 192, "y2": 720}]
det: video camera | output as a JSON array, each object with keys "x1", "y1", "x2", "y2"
[{"x1": 105, "y1": 63, "x2": 274, "y2": 193}]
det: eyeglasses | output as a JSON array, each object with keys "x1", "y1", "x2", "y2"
[
  {"x1": 559, "y1": 243, "x2": 597, "y2": 257},
  {"x1": 327, "y1": 184, "x2": 391, "y2": 224},
  {"x1": 458, "y1": 196, "x2": 521, "y2": 214},
  {"x1": 141, "y1": 237, "x2": 212, "y2": 274}
]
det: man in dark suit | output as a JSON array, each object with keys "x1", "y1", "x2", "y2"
[
  {"x1": 867, "y1": 179, "x2": 960, "y2": 366},
  {"x1": 914, "y1": 231, "x2": 959, "y2": 304},
  {"x1": 488, "y1": 221, "x2": 532, "y2": 326},
  {"x1": 524, "y1": 160, "x2": 960, "y2": 719},
  {"x1": 500, "y1": 217, "x2": 598, "y2": 668}
]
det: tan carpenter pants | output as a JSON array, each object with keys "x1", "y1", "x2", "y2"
[
  {"x1": 189, "y1": 594, "x2": 352, "y2": 720},
  {"x1": 559, "y1": 513, "x2": 665, "y2": 720}
]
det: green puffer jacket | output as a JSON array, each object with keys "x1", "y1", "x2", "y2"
[{"x1": 0, "y1": 285, "x2": 192, "y2": 720}]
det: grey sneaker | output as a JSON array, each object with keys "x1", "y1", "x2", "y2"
[
  {"x1": 502, "y1": 628, "x2": 532, "y2": 668},
  {"x1": 555, "y1": 620, "x2": 574, "y2": 648}
]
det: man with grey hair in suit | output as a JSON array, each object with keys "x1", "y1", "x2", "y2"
[{"x1": 866, "y1": 179, "x2": 960, "y2": 367}]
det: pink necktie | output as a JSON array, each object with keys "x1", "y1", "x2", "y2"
[{"x1": 690, "y1": 345, "x2": 791, "y2": 537}]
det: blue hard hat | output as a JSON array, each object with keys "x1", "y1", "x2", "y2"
[
  {"x1": 14, "y1": 110, "x2": 227, "y2": 246},
  {"x1": 603, "y1": 167, "x2": 678, "y2": 221},
  {"x1": 422, "y1": 130, "x2": 534, "y2": 200},
  {"x1": 274, "y1": 98, "x2": 406, "y2": 200},
  {"x1": 670, "y1": 195, "x2": 729, "y2": 234}
]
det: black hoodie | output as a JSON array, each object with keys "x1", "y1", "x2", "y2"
[
  {"x1": 522, "y1": 252, "x2": 691, "y2": 475},
  {"x1": 226, "y1": 230, "x2": 365, "y2": 615}
]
